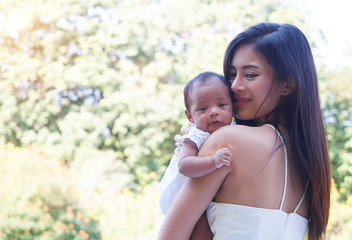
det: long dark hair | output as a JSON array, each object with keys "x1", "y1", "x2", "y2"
[{"x1": 224, "y1": 23, "x2": 331, "y2": 240}]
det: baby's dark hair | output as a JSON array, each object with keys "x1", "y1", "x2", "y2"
[{"x1": 183, "y1": 71, "x2": 233, "y2": 111}]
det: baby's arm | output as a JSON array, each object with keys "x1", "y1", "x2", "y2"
[{"x1": 178, "y1": 139, "x2": 232, "y2": 178}]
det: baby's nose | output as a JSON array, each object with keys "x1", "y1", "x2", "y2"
[{"x1": 209, "y1": 107, "x2": 219, "y2": 116}]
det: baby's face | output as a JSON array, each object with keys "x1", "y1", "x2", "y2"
[{"x1": 186, "y1": 79, "x2": 233, "y2": 133}]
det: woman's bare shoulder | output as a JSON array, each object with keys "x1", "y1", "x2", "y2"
[
  {"x1": 199, "y1": 125, "x2": 277, "y2": 156},
  {"x1": 209, "y1": 124, "x2": 274, "y2": 142}
]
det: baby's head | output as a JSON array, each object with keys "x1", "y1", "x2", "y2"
[{"x1": 184, "y1": 72, "x2": 234, "y2": 133}]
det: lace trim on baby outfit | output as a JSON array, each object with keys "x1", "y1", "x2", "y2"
[{"x1": 176, "y1": 126, "x2": 210, "y2": 150}]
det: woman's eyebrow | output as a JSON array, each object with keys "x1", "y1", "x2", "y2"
[
  {"x1": 242, "y1": 65, "x2": 259, "y2": 69},
  {"x1": 230, "y1": 65, "x2": 259, "y2": 70}
]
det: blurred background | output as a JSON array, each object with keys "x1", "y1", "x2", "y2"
[{"x1": 0, "y1": 0, "x2": 351, "y2": 239}]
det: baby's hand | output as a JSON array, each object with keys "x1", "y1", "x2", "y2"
[
  {"x1": 175, "y1": 123, "x2": 194, "y2": 142},
  {"x1": 212, "y1": 148, "x2": 232, "y2": 168},
  {"x1": 174, "y1": 123, "x2": 195, "y2": 156}
]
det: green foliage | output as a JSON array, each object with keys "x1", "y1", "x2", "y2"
[
  {"x1": 0, "y1": 144, "x2": 163, "y2": 240},
  {"x1": 321, "y1": 68, "x2": 352, "y2": 200},
  {"x1": 98, "y1": 184, "x2": 163, "y2": 240},
  {"x1": 0, "y1": 145, "x2": 101, "y2": 239},
  {"x1": 326, "y1": 184, "x2": 352, "y2": 239}
]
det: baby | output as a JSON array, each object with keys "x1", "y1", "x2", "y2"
[{"x1": 160, "y1": 71, "x2": 234, "y2": 214}]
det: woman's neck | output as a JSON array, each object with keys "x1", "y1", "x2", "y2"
[{"x1": 234, "y1": 117, "x2": 258, "y2": 126}]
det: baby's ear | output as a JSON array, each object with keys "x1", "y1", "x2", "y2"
[
  {"x1": 281, "y1": 78, "x2": 296, "y2": 96},
  {"x1": 185, "y1": 110, "x2": 193, "y2": 123}
]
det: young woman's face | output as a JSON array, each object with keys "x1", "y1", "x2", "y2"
[
  {"x1": 229, "y1": 44, "x2": 285, "y2": 121},
  {"x1": 185, "y1": 78, "x2": 233, "y2": 133}
]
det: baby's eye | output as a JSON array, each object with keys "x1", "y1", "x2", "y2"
[
  {"x1": 219, "y1": 103, "x2": 226, "y2": 107},
  {"x1": 198, "y1": 107, "x2": 207, "y2": 111}
]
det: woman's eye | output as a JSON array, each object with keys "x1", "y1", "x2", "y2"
[
  {"x1": 245, "y1": 73, "x2": 258, "y2": 78},
  {"x1": 228, "y1": 74, "x2": 236, "y2": 84},
  {"x1": 229, "y1": 73, "x2": 237, "y2": 79}
]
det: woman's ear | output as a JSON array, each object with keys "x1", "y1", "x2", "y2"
[
  {"x1": 281, "y1": 78, "x2": 296, "y2": 96},
  {"x1": 185, "y1": 110, "x2": 193, "y2": 123}
]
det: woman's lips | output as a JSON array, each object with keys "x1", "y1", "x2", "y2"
[{"x1": 235, "y1": 98, "x2": 250, "y2": 107}]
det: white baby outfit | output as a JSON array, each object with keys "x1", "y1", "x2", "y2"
[
  {"x1": 159, "y1": 126, "x2": 210, "y2": 215},
  {"x1": 206, "y1": 124, "x2": 308, "y2": 239}
]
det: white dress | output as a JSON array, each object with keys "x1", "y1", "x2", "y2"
[
  {"x1": 206, "y1": 124, "x2": 308, "y2": 240},
  {"x1": 159, "y1": 126, "x2": 210, "y2": 214}
]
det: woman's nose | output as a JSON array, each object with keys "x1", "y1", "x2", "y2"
[{"x1": 231, "y1": 76, "x2": 244, "y2": 93}]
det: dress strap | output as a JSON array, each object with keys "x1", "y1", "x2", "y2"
[
  {"x1": 263, "y1": 124, "x2": 287, "y2": 211},
  {"x1": 294, "y1": 183, "x2": 308, "y2": 213}
]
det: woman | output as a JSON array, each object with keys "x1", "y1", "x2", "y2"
[{"x1": 158, "y1": 23, "x2": 331, "y2": 240}]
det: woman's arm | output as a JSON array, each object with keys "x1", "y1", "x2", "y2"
[
  {"x1": 159, "y1": 127, "x2": 234, "y2": 240},
  {"x1": 158, "y1": 166, "x2": 230, "y2": 240}
]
